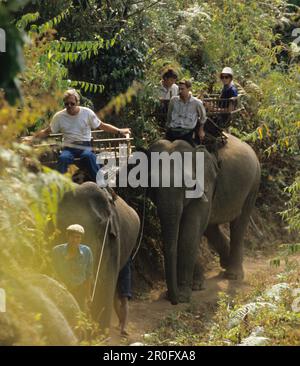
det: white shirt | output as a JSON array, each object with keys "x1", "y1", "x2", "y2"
[
  {"x1": 167, "y1": 95, "x2": 207, "y2": 130},
  {"x1": 50, "y1": 107, "x2": 101, "y2": 143},
  {"x1": 159, "y1": 82, "x2": 179, "y2": 100}
]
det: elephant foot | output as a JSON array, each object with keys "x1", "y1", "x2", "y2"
[
  {"x1": 164, "y1": 291, "x2": 179, "y2": 305},
  {"x1": 223, "y1": 268, "x2": 244, "y2": 280},
  {"x1": 220, "y1": 255, "x2": 230, "y2": 270},
  {"x1": 178, "y1": 287, "x2": 192, "y2": 303}
]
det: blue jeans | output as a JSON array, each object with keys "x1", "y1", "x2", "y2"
[{"x1": 56, "y1": 141, "x2": 99, "y2": 182}]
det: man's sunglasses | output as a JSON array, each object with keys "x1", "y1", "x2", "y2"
[
  {"x1": 221, "y1": 75, "x2": 231, "y2": 80},
  {"x1": 64, "y1": 102, "x2": 76, "y2": 107}
]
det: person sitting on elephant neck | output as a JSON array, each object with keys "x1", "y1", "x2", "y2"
[
  {"x1": 165, "y1": 79, "x2": 207, "y2": 147},
  {"x1": 52, "y1": 224, "x2": 94, "y2": 312},
  {"x1": 159, "y1": 68, "x2": 179, "y2": 117},
  {"x1": 24, "y1": 89, "x2": 131, "y2": 182},
  {"x1": 114, "y1": 258, "x2": 132, "y2": 337}
]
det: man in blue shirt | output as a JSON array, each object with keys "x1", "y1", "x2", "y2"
[
  {"x1": 52, "y1": 224, "x2": 93, "y2": 311},
  {"x1": 219, "y1": 67, "x2": 238, "y2": 109},
  {"x1": 214, "y1": 67, "x2": 239, "y2": 128}
]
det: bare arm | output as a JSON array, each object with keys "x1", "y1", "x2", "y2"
[
  {"x1": 197, "y1": 101, "x2": 206, "y2": 141},
  {"x1": 198, "y1": 124, "x2": 205, "y2": 141},
  {"x1": 100, "y1": 122, "x2": 131, "y2": 136},
  {"x1": 197, "y1": 101, "x2": 207, "y2": 126},
  {"x1": 34, "y1": 126, "x2": 52, "y2": 139},
  {"x1": 22, "y1": 126, "x2": 52, "y2": 144}
]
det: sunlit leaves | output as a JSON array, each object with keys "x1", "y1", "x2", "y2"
[
  {"x1": 281, "y1": 176, "x2": 300, "y2": 232},
  {"x1": 50, "y1": 31, "x2": 124, "y2": 64},
  {"x1": 0, "y1": 146, "x2": 74, "y2": 272},
  {"x1": 69, "y1": 80, "x2": 104, "y2": 94},
  {"x1": 35, "y1": 7, "x2": 71, "y2": 35},
  {"x1": 16, "y1": 12, "x2": 40, "y2": 30},
  {"x1": 257, "y1": 65, "x2": 300, "y2": 153}
]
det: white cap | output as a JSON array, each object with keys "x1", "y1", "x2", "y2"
[
  {"x1": 221, "y1": 67, "x2": 234, "y2": 77},
  {"x1": 66, "y1": 224, "x2": 85, "y2": 235}
]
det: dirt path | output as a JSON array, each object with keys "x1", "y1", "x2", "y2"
[{"x1": 107, "y1": 254, "x2": 281, "y2": 345}]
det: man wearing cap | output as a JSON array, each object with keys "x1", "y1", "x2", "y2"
[
  {"x1": 25, "y1": 89, "x2": 131, "y2": 182},
  {"x1": 219, "y1": 67, "x2": 238, "y2": 109},
  {"x1": 52, "y1": 224, "x2": 94, "y2": 311},
  {"x1": 166, "y1": 79, "x2": 207, "y2": 146}
]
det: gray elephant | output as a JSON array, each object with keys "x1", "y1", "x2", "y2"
[
  {"x1": 56, "y1": 182, "x2": 140, "y2": 332},
  {"x1": 147, "y1": 134, "x2": 261, "y2": 305}
]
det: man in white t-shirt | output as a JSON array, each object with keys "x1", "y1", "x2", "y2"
[{"x1": 29, "y1": 89, "x2": 131, "y2": 181}]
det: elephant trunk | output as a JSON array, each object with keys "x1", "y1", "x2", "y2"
[{"x1": 157, "y1": 194, "x2": 183, "y2": 305}]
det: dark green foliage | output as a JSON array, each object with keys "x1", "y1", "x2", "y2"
[{"x1": 0, "y1": 0, "x2": 29, "y2": 104}]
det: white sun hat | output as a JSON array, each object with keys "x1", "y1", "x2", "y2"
[
  {"x1": 221, "y1": 67, "x2": 234, "y2": 77},
  {"x1": 66, "y1": 224, "x2": 85, "y2": 235}
]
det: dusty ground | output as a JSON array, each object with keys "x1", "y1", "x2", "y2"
[{"x1": 107, "y1": 252, "x2": 283, "y2": 345}]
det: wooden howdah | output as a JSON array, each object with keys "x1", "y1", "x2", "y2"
[{"x1": 33, "y1": 130, "x2": 134, "y2": 169}]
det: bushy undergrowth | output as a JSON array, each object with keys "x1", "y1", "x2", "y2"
[{"x1": 143, "y1": 255, "x2": 300, "y2": 346}]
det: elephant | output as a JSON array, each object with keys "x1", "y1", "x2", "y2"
[
  {"x1": 147, "y1": 133, "x2": 261, "y2": 305},
  {"x1": 56, "y1": 182, "x2": 140, "y2": 332},
  {"x1": 0, "y1": 273, "x2": 80, "y2": 345}
]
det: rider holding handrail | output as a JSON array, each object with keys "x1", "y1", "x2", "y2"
[
  {"x1": 25, "y1": 89, "x2": 131, "y2": 182},
  {"x1": 165, "y1": 79, "x2": 207, "y2": 146}
]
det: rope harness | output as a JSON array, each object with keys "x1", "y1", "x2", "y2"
[
  {"x1": 132, "y1": 190, "x2": 147, "y2": 261},
  {"x1": 91, "y1": 190, "x2": 147, "y2": 303},
  {"x1": 91, "y1": 219, "x2": 110, "y2": 303}
]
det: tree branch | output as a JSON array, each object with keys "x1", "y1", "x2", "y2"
[{"x1": 125, "y1": 0, "x2": 161, "y2": 19}]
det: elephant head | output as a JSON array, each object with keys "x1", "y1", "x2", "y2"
[
  {"x1": 56, "y1": 182, "x2": 120, "y2": 331},
  {"x1": 56, "y1": 183, "x2": 117, "y2": 249}
]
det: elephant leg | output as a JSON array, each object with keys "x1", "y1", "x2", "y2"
[
  {"x1": 192, "y1": 252, "x2": 205, "y2": 291},
  {"x1": 177, "y1": 203, "x2": 208, "y2": 302},
  {"x1": 225, "y1": 189, "x2": 258, "y2": 280},
  {"x1": 205, "y1": 224, "x2": 230, "y2": 270},
  {"x1": 158, "y1": 200, "x2": 183, "y2": 305},
  {"x1": 223, "y1": 217, "x2": 247, "y2": 280}
]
